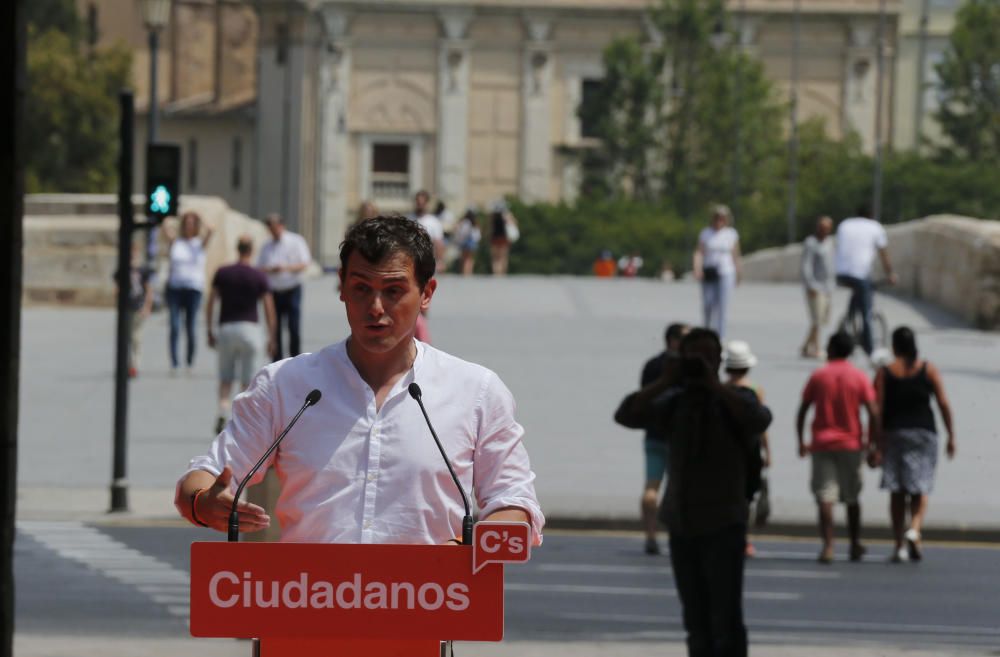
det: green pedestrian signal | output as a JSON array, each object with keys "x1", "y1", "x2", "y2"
[{"x1": 144, "y1": 143, "x2": 181, "y2": 221}]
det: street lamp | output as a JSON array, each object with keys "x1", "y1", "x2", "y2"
[{"x1": 140, "y1": 0, "x2": 170, "y2": 142}]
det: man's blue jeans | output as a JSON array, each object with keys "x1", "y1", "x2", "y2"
[
  {"x1": 836, "y1": 275, "x2": 873, "y2": 354},
  {"x1": 272, "y1": 285, "x2": 302, "y2": 361}
]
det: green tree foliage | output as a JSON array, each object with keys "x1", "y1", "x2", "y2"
[
  {"x1": 577, "y1": 39, "x2": 664, "y2": 200},
  {"x1": 933, "y1": 0, "x2": 1000, "y2": 162},
  {"x1": 25, "y1": 0, "x2": 132, "y2": 193},
  {"x1": 577, "y1": 0, "x2": 786, "y2": 226}
]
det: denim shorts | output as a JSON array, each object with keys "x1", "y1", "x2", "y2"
[{"x1": 644, "y1": 439, "x2": 670, "y2": 484}]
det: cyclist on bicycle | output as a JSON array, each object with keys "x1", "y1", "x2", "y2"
[{"x1": 834, "y1": 205, "x2": 898, "y2": 355}]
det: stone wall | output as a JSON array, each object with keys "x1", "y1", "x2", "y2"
[
  {"x1": 24, "y1": 194, "x2": 273, "y2": 307},
  {"x1": 742, "y1": 215, "x2": 1000, "y2": 330}
]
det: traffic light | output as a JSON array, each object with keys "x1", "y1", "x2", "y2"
[{"x1": 144, "y1": 143, "x2": 181, "y2": 222}]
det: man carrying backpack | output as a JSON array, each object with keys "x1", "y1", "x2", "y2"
[{"x1": 615, "y1": 328, "x2": 772, "y2": 657}]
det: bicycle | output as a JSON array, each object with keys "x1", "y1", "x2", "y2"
[{"x1": 836, "y1": 278, "x2": 889, "y2": 353}]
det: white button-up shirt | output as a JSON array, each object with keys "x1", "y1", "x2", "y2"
[
  {"x1": 257, "y1": 231, "x2": 312, "y2": 292},
  {"x1": 181, "y1": 339, "x2": 544, "y2": 545}
]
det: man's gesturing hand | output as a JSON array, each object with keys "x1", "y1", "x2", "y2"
[{"x1": 194, "y1": 466, "x2": 271, "y2": 533}]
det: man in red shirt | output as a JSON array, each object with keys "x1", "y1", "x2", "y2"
[{"x1": 796, "y1": 331, "x2": 880, "y2": 563}]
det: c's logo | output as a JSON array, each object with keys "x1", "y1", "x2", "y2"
[{"x1": 472, "y1": 522, "x2": 531, "y2": 574}]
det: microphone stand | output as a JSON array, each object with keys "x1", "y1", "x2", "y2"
[
  {"x1": 228, "y1": 390, "x2": 321, "y2": 542},
  {"x1": 408, "y1": 383, "x2": 474, "y2": 546}
]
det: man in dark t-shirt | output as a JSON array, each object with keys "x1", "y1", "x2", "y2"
[
  {"x1": 206, "y1": 235, "x2": 277, "y2": 434},
  {"x1": 630, "y1": 322, "x2": 688, "y2": 555}
]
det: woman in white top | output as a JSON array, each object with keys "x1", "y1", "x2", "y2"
[
  {"x1": 166, "y1": 211, "x2": 213, "y2": 371},
  {"x1": 693, "y1": 205, "x2": 742, "y2": 340}
]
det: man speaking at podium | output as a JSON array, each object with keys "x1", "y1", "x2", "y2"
[{"x1": 174, "y1": 215, "x2": 543, "y2": 546}]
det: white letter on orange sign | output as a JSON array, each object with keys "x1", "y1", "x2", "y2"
[
  {"x1": 336, "y1": 573, "x2": 363, "y2": 609},
  {"x1": 209, "y1": 571, "x2": 240, "y2": 608},
  {"x1": 282, "y1": 573, "x2": 309, "y2": 609},
  {"x1": 445, "y1": 583, "x2": 470, "y2": 611},
  {"x1": 417, "y1": 583, "x2": 444, "y2": 610},
  {"x1": 481, "y1": 531, "x2": 502, "y2": 553}
]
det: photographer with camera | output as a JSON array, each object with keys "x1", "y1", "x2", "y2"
[{"x1": 615, "y1": 328, "x2": 772, "y2": 657}]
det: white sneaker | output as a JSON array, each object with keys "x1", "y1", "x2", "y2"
[
  {"x1": 904, "y1": 528, "x2": 922, "y2": 561},
  {"x1": 890, "y1": 547, "x2": 909, "y2": 563}
]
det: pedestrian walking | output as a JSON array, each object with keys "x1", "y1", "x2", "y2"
[
  {"x1": 258, "y1": 213, "x2": 312, "y2": 361},
  {"x1": 453, "y1": 207, "x2": 481, "y2": 276},
  {"x1": 615, "y1": 328, "x2": 772, "y2": 656},
  {"x1": 614, "y1": 322, "x2": 689, "y2": 555},
  {"x1": 723, "y1": 340, "x2": 771, "y2": 557},
  {"x1": 694, "y1": 205, "x2": 742, "y2": 340},
  {"x1": 166, "y1": 211, "x2": 213, "y2": 373},
  {"x1": 800, "y1": 216, "x2": 835, "y2": 359},
  {"x1": 489, "y1": 200, "x2": 518, "y2": 276},
  {"x1": 834, "y1": 204, "x2": 898, "y2": 355},
  {"x1": 796, "y1": 331, "x2": 880, "y2": 563},
  {"x1": 206, "y1": 235, "x2": 277, "y2": 435},
  {"x1": 175, "y1": 215, "x2": 544, "y2": 551},
  {"x1": 874, "y1": 326, "x2": 956, "y2": 563},
  {"x1": 114, "y1": 240, "x2": 154, "y2": 378}
]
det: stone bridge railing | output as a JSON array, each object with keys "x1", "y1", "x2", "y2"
[
  {"x1": 24, "y1": 194, "x2": 272, "y2": 306},
  {"x1": 741, "y1": 215, "x2": 1000, "y2": 331}
]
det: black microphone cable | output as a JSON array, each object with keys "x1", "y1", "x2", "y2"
[{"x1": 227, "y1": 388, "x2": 322, "y2": 542}]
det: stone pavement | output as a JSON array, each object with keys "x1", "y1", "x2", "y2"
[{"x1": 17, "y1": 275, "x2": 1000, "y2": 533}]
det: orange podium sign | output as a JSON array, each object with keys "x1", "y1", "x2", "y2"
[
  {"x1": 190, "y1": 522, "x2": 530, "y2": 655},
  {"x1": 190, "y1": 543, "x2": 503, "y2": 640}
]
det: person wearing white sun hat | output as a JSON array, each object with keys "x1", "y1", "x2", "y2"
[{"x1": 724, "y1": 340, "x2": 771, "y2": 558}]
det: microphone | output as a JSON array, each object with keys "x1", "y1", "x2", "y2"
[
  {"x1": 227, "y1": 388, "x2": 322, "y2": 542},
  {"x1": 408, "y1": 382, "x2": 474, "y2": 546}
]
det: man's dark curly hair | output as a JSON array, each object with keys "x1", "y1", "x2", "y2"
[
  {"x1": 339, "y1": 215, "x2": 437, "y2": 288},
  {"x1": 680, "y1": 327, "x2": 723, "y2": 366}
]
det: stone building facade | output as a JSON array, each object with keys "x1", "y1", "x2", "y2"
[{"x1": 85, "y1": 0, "x2": 903, "y2": 266}]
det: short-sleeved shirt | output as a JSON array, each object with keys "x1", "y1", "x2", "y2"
[
  {"x1": 802, "y1": 359, "x2": 876, "y2": 452},
  {"x1": 212, "y1": 263, "x2": 270, "y2": 324},
  {"x1": 801, "y1": 235, "x2": 834, "y2": 293},
  {"x1": 699, "y1": 227, "x2": 739, "y2": 276},
  {"x1": 168, "y1": 238, "x2": 206, "y2": 291},
  {"x1": 258, "y1": 231, "x2": 311, "y2": 292},
  {"x1": 834, "y1": 217, "x2": 887, "y2": 280}
]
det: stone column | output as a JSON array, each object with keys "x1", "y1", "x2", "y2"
[
  {"x1": 317, "y1": 4, "x2": 351, "y2": 266},
  {"x1": 437, "y1": 9, "x2": 473, "y2": 213},
  {"x1": 843, "y1": 20, "x2": 878, "y2": 153},
  {"x1": 519, "y1": 14, "x2": 553, "y2": 203}
]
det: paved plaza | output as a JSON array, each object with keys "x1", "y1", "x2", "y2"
[{"x1": 17, "y1": 274, "x2": 1000, "y2": 534}]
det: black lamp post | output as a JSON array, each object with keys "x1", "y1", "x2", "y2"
[{"x1": 140, "y1": 0, "x2": 170, "y2": 143}]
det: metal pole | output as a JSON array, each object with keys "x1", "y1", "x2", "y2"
[
  {"x1": 148, "y1": 29, "x2": 159, "y2": 142},
  {"x1": 280, "y1": 0, "x2": 293, "y2": 223},
  {"x1": 145, "y1": 28, "x2": 160, "y2": 268},
  {"x1": 251, "y1": 0, "x2": 263, "y2": 218},
  {"x1": 872, "y1": 0, "x2": 887, "y2": 222},
  {"x1": 0, "y1": 1, "x2": 26, "y2": 655},
  {"x1": 731, "y1": 0, "x2": 745, "y2": 223},
  {"x1": 111, "y1": 91, "x2": 135, "y2": 513},
  {"x1": 785, "y1": 0, "x2": 801, "y2": 244},
  {"x1": 913, "y1": 0, "x2": 930, "y2": 149}
]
